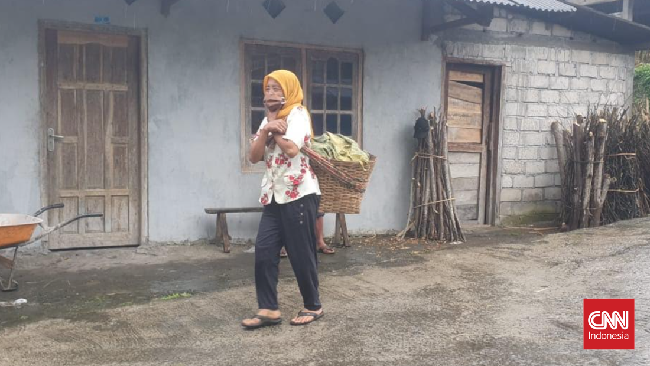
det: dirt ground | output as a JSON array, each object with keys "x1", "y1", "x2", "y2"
[{"x1": 0, "y1": 221, "x2": 648, "y2": 366}]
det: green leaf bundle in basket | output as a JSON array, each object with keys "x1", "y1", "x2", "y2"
[{"x1": 301, "y1": 132, "x2": 376, "y2": 214}]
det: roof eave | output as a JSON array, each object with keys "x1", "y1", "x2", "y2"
[{"x1": 519, "y1": 1, "x2": 650, "y2": 50}]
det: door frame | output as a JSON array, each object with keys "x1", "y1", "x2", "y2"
[
  {"x1": 38, "y1": 20, "x2": 149, "y2": 247},
  {"x1": 442, "y1": 57, "x2": 504, "y2": 225}
]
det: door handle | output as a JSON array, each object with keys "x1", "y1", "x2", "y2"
[{"x1": 47, "y1": 128, "x2": 64, "y2": 152}]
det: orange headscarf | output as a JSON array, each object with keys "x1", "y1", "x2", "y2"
[{"x1": 263, "y1": 70, "x2": 314, "y2": 138}]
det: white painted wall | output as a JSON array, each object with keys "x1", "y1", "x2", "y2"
[{"x1": 0, "y1": 0, "x2": 443, "y2": 244}]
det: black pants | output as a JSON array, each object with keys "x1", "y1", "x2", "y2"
[{"x1": 255, "y1": 194, "x2": 321, "y2": 311}]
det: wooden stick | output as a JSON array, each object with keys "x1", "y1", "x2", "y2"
[
  {"x1": 590, "y1": 120, "x2": 608, "y2": 227},
  {"x1": 581, "y1": 132, "x2": 595, "y2": 229},
  {"x1": 418, "y1": 141, "x2": 427, "y2": 238},
  {"x1": 600, "y1": 175, "x2": 611, "y2": 207},
  {"x1": 562, "y1": 129, "x2": 573, "y2": 225},
  {"x1": 441, "y1": 119, "x2": 461, "y2": 241},
  {"x1": 571, "y1": 116, "x2": 585, "y2": 230},
  {"x1": 429, "y1": 119, "x2": 440, "y2": 239},
  {"x1": 419, "y1": 138, "x2": 427, "y2": 236},
  {"x1": 421, "y1": 132, "x2": 431, "y2": 237},
  {"x1": 397, "y1": 220, "x2": 415, "y2": 239},
  {"x1": 413, "y1": 139, "x2": 423, "y2": 236},
  {"x1": 428, "y1": 161, "x2": 437, "y2": 239},
  {"x1": 421, "y1": 163, "x2": 430, "y2": 238},
  {"x1": 417, "y1": 108, "x2": 432, "y2": 239},
  {"x1": 427, "y1": 119, "x2": 438, "y2": 239},
  {"x1": 435, "y1": 120, "x2": 445, "y2": 240},
  {"x1": 551, "y1": 122, "x2": 567, "y2": 218},
  {"x1": 436, "y1": 166, "x2": 445, "y2": 240}
]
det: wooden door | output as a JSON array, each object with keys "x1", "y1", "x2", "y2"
[
  {"x1": 444, "y1": 65, "x2": 496, "y2": 224},
  {"x1": 44, "y1": 29, "x2": 141, "y2": 249}
]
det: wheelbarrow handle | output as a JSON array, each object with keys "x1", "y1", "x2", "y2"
[
  {"x1": 76, "y1": 213, "x2": 104, "y2": 219},
  {"x1": 50, "y1": 213, "x2": 104, "y2": 232},
  {"x1": 33, "y1": 203, "x2": 65, "y2": 217},
  {"x1": 26, "y1": 213, "x2": 104, "y2": 244}
]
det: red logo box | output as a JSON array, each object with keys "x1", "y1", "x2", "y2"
[{"x1": 584, "y1": 299, "x2": 634, "y2": 349}]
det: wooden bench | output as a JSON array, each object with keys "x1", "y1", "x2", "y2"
[
  {"x1": 204, "y1": 207, "x2": 350, "y2": 253},
  {"x1": 204, "y1": 207, "x2": 263, "y2": 253}
]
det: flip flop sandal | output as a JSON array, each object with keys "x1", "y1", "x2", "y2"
[
  {"x1": 317, "y1": 245, "x2": 335, "y2": 254},
  {"x1": 290, "y1": 310, "x2": 325, "y2": 326},
  {"x1": 242, "y1": 315, "x2": 282, "y2": 330}
]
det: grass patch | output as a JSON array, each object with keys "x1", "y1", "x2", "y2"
[{"x1": 159, "y1": 292, "x2": 192, "y2": 301}]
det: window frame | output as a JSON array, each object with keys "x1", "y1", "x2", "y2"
[
  {"x1": 240, "y1": 39, "x2": 364, "y2": 173},
  {"x1": 306, "y1": 49, "x2": 360, "y2": 139}
]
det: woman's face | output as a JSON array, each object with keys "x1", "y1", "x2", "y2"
[{"x1": 265, "y1": 78, "x2": 285, "y2": 105}]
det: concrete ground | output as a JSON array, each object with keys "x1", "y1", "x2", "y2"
[{"x1": 0, "y1": 221, "x2": 648, "y2": 366}]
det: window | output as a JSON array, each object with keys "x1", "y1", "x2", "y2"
[
  {"x1": 241, "y1": 40, "x2": 362, "y2": 172},
  {"x1": 307, "y1": 51, "x2": 359, "y2": 137}
]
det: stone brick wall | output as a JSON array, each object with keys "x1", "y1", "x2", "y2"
[{"x1": 441, "y1": 8, "x2": 636, "y2": 223}]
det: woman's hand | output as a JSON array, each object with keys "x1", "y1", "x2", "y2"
[
  {"x1": 265, "y1": 119, "x2": 287, "y2": 135},
  {"x1": 273, "y1": 134, "x2": 299, "y2": 158}
]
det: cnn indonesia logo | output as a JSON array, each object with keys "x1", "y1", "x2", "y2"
[{"x1": 584, "y1": 299, "x2": 634, "y2": 349}]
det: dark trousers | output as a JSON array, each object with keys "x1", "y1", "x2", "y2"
[{"x1": 255, "y1": 194, "x2": 321, "y2": 311}]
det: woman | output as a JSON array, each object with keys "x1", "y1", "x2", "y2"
[{"x1": 242, "y1": 70, "x2": 324, "y2": 329}]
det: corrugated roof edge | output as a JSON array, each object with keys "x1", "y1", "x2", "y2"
[{"x1": 464, "y1": 0, "x2": 575, "y2": 13}]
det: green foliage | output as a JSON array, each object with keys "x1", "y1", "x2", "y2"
[
  {"x1": 159, "y1": 292, "x2": 192, "y2": 301},
  {"x1": 634, "y1": 64, "x2": 650, "y2": 107}
]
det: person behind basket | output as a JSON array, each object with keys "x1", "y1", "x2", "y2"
[{"x1": 242, "y1": 70, "x2": 325, "y2": 329}]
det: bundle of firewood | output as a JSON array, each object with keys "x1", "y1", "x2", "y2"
[
  {"x1": 551, "y1": 108, "x2": 650, "y2": 230},
  {"x1": 552, "y1": 114, "x2": 611, "y2": 230},
  {"x1": 398, "y1": 108, "x2": 464, "y2": 242},
  {"x1": 553, "y1": 108, "x2": 650, "y2": 230},
  {"x1": 601, "y1": 109, "x2": 649, "y2": 223}
]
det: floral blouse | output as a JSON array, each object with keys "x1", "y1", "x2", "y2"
[{"x1": 253, "y1": 106, "x2": 321, "y2": 205}]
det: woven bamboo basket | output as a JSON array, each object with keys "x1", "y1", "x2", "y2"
[{"x1": 302, "y1": 147, "x2": 376, "y2": 214}]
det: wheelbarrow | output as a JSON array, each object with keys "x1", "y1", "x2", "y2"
[{"x1": 0, "y1": 203, "x2": 102, "y2": 292}]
